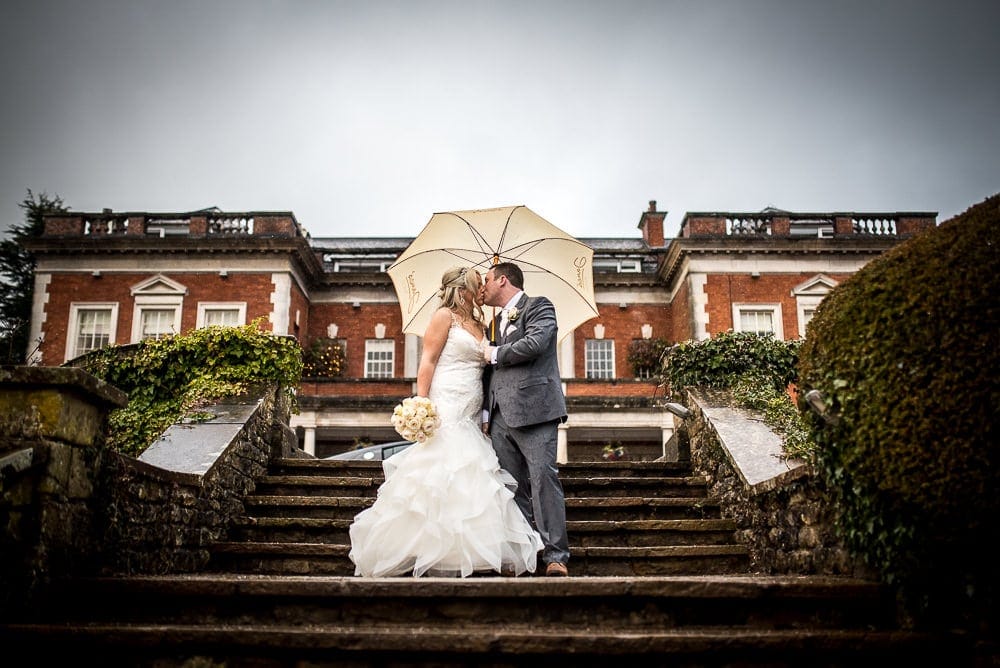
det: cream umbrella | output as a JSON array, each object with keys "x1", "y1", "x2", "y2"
[{"x1": 387, "y1": 205, "x2": 597, "y2": 343}]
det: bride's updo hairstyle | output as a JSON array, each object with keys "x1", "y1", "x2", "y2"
[{"x1": 438, "y1": 266, "x2": 484, "y2": 325}]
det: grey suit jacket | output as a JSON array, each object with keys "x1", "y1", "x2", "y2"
[{"x1": 486, "y1": 294, "x2": 567, "y2": 429}]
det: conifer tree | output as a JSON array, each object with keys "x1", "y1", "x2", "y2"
[{"x1": 0, "y1": 190, "x2": 68, "y2": 363}]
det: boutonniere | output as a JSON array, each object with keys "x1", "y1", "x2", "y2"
[{"x1": 507, "y1": 307, "x2": 519, "y2": 322}]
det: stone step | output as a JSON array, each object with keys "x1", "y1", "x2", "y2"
[
  {"x1": 253, "y1": 475, "x2": 383, "y2": 497},
  {"x1": 251, "y1": 474, "x2": 711, "y2": 499},
  {"x1": 207, "y1": 542, "x2": 751, "y2": 576},
  {"x1": 230, "y1": 517, "x2": 739, "y2": 548},
  {"x1": 21, "y1": 575, "x2": 896, "y2": 628},
  {"x1": 5, "y1": 622, "x2": 968, "y2": 666},
  {"x1": 561, "y1": 475, "x2": 711, "y2": 498},
  {"x1": 564, "y1": 496, "x2": 723, "y2": 521},
  {"x1": 243, "y1": 495, "x2": 723, "y2": 521},
  {"x1": 4, "y1": 575, "x2": 972, "y2": 666},
  {"x1": 270, "y1": 457, "x2": 693, "y2": 480}
]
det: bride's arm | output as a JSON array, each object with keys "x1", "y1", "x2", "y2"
[{"x1": 416, "y1": 307, "x2": 451, "y2": 397}]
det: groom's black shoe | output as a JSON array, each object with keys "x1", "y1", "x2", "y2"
[{"x1": 545, "y1": 562, "x2": 568, "y2": 577}]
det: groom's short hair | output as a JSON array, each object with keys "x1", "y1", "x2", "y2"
[{"x1": 492, "y1": 262, "x2": 524, "y2": 289}]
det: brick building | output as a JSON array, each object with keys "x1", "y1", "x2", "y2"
[{"x1": 23, "y1": 201, "x2": 935, "y2": 460}]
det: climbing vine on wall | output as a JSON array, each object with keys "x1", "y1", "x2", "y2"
[{"x1": 70, "y1": 319, "x2": 303, "y2": 456}]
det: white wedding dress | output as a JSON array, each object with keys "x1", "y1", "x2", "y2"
[{"x1": 348, "y1": 318, "x2": 543, "y2": 577}]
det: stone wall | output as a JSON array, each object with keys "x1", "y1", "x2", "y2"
[
  {"x1": 681, "y1": 388, "x2": 875, "y2": 578},
  {"x1": 1, "y1": 366, "x2": 127, "y2": 615},
  {"x1": 98, "y1": 386, "x2": 292, "y2": 575},
  {"x1": 1, "y1": 367, "x2": 297, "y2": 615}
]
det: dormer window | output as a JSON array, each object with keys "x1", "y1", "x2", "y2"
[{"x1": 593, "y1": 258, "x2": 641, "y2": 273}]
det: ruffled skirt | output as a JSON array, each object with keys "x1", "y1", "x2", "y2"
[{"x1": 348, "y1": 418, "x2": 543, "y2": 577}]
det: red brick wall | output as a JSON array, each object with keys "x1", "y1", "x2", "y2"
[
  {"x1": 565, "y1": 380, "x2": 660, "y2": 397},
  {"x1": 307, "y1": 303, "x2": 404, "y2": 378},
  {"x1": 252, "y1": 215, "x2": 298, "y2": 236},
  {"x1": 38, "y1": 271, "x2": 280, "y2": 364},
  {"x1": 287, "y1": 280, "x2": 309, "y2": 341},
  {"x1": 183, "y1": 273, "x2": 275, "y2": 331},
  {"x1": 43, "y1": 216, "x2": 85, "y2": 236},
  {"x1": 681, "y1": 215, "x2": 725, "y2": 237},
  {"x1": 574, "y1": 304, "x2": 671, "y2": 378},
  {"x1": 897, "y1": 215, "x2": 936, "y2": 235},
  {"x1": 671, "y1": 280, "x2": 693, "y2": 342},
  {"x1": 39, "y1": 273, "x2": 120, "y2": 364},
  {"x1": 299, "y1": 379, "x2": 412, "y2": 398},
  {"x1": 703, "y1": 272, "x2": 853, "y2": 340}
]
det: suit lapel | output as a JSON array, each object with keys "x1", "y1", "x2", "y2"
[{"x1": 503, "y1": 294, "x2": 529, "y2": 341}]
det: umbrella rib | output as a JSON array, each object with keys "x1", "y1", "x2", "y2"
[
  {"x1": 498, "y1": 237, "x2": 593, "y2": 259},
  {"x1": 442, "y1": 211, "x2": 498, "y2": 259},
  {"x1": 495, "y1": 206, "x2": 520, "y2": 261},
  {"x1": 496, "y1": 245, "x2": 599, "y2": 316},
  {"x1": 387, "y1": 248, "x2": 499, "y2": 273}
]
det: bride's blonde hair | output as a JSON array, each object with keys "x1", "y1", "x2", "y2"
[{"x1": 438, "y1": 266, "x2": 484, "y2": 325}]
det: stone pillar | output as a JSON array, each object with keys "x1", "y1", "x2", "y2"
[
  {"x1": 0, "y1": 365, "x2": 127, "y2": 611},
  {"x1": 404, "y1": 333, "x2": 420, "y2": 378},
  {"x1": 303, "y1": 426, "x2": 317, "y2": 456},
  {"x1": 557, "y1": 422, "x2": 569, "y2": 464},
  {"x1": 661, "y1": 425, "x2": 676, "y2": 460},
  {"x1": 559, "y1": 331, "x2": 575, "y2": 378}
]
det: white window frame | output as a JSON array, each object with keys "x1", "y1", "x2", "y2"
[
  {"x1": 132, "y1": 297, "x2": 183, "y2": 342},
  {"x1": 792, "y1": 275, "x2": 838, "y2": 338},
  {"x1": 585, "y1": 339, "x2": 616, "y2": 379},
  {"x1": 364, "y1": 338, "x2": 395, "y2": 378},
  {"x1": 130, "y1": 275, "x2": 187, "y2": 342},
  {"x1": 66, "y1": 303, "x2": 119, "y2": 361},
  {"x1": 732, "y1": 303, "x2": 784, "y2": 340},
  {"x1": 796, "y1": 298, "x2": 823, "y2": 338},
  {"x1": 196, "y1": 302, "x2": 247, "y2": 328}
]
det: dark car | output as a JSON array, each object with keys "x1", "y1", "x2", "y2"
[{"x1": 325, "y1": 440, "x2": 414, "y2": 461}]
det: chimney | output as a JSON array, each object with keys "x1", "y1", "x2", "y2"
[{"x1": 638, "y1": 199, "x2": 666, "y2": 247}]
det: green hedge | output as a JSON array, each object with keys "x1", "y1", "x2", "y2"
[{"x1": 798, "y1": 193, "x2": 999, "y2": 630}]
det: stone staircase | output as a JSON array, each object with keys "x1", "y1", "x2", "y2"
[
  {"x1": 1, "y1": 457, "x2": 977, "y2": 666},
  {"x1": 210, "y1": 458, "x2": 749, "y2": 577}
]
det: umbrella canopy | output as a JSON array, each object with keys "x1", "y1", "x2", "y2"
[{"x1": 387, "y1": 205, "x2": 598, "y2": 342}]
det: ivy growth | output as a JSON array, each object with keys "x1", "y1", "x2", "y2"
[
  {"x1": 660, "y1": 330, "x2": 801, "y2": 393},
  {"x1": 302, "y1": 337, "x2": 345, "y2": 377},
  {"x1": 627, "y1": 337, "x2": 669, "y2": 379},
  {"x1": 658, "y1": 331, "x2": 813, "y2": 460},
  {"x1": 71, "y1": 319, "x2": 303, "y2": 456}
]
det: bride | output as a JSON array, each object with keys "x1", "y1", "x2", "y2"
[{"x1": 348, "y1": 266, "x2": 543, "y2": 577}]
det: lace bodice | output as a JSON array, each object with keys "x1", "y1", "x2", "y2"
[{"x1": 428, "y1": 320, "x2": 486, "y2": 426}]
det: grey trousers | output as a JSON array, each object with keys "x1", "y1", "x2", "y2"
[{"x1": 490, "y1": 407, "x2": 570, "y2": 565}]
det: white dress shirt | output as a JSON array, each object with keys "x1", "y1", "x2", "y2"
[{"x1": 484, "y1": 291, "x2": 524, "y2": 424}]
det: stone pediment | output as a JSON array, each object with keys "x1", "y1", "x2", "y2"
[
  {"x1": 792, "y1": 274, "x2": 837, "y2": 296},
  {"x1": 130, "y1": 274, "x2": 188, "y2": 296}
]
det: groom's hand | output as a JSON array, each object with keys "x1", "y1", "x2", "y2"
[{"x1": 482, "y1": 342, "x2": 496, "y2": 364}]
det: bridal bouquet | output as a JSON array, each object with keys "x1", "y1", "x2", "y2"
[{"x1": 391, "y1": 396, "x2": 441, "y2": 443}]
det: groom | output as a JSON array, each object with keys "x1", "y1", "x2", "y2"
[{"x1": 480, "y1": 262, "x2": 570, "y2": 576}]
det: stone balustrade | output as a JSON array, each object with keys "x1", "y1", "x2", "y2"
[
  {"x1": 680, "y1": 210, "x2": 936, "y2": 239},
  {"x1": 41, "y1": 210, "x2": 305, "y2": 239}
]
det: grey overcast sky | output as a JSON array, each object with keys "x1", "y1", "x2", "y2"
[{"x1": 2, "y1": 0, "x2": 998, "y2": 241}]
